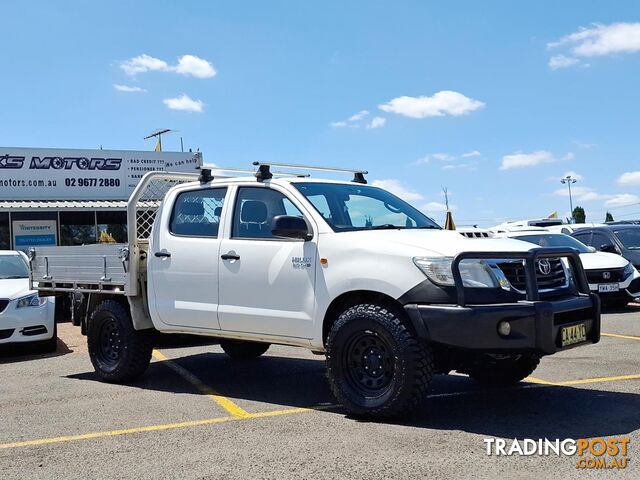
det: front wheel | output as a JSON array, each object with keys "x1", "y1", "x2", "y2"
[
  {"x1": 326, "y1": 304, "x2": 433, "y2": 418},
  {"x1": 87, "y1": 300, "x2": 152, "y2": 383},
  {"x1": 464, "y1": 353, "x2": 540, "y2": 386}
]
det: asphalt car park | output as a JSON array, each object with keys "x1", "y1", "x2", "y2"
[{"x1": 1, "y1": 306, "x2": 639, "y2": 480}]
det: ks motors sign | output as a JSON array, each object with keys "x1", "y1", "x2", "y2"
[{"x1": 0, "y1": 147, "x2": 202, "y2": 201}]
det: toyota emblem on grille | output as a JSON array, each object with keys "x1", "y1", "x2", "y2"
[
  {"x1": 537, "y1": 259, "x2": 552, "y2": 275},
  {"x1": 603, "y1": 271, "x2": 611, "y2": 280}
]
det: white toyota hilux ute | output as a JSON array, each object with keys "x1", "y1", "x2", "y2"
[{"x1": 28, "y1": 164, "x2": 601, "y2": 417}]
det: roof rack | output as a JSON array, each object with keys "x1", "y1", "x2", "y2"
[
  {"x1": 197, "y1": 165, "x2": 310, "y2": 183},
  {"x1": 252, "y1": 162, "x2": 368, "y2": 184}
]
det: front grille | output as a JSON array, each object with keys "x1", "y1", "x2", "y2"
[
  {"x1": 586, "y1": 268, "x2": 626, "y2": 283},
  {"x1": 0, "y1": 299, "x2": 9, "y2": 314},
  {"x1": 498, "y1": 258, "x2": 567, "y2": 291}
]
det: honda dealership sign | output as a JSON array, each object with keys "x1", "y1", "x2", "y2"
[{"x1": 0, "y1": 147, "x2": 202, "y2": 200}]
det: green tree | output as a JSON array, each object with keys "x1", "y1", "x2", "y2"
[
  {"x1": 605, "y1": 211, "x2": 614, "y2": 222},
  {"x1": 572, "y1": 206, "x2": 586, "y2": 224}
]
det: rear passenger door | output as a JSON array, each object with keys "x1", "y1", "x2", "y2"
[
  {"x1": 148, "y1": 187, "x2": 227, "y2": 330},
  {"x1": 217, "y1": 185, "x2": 317, "y2": 339}
]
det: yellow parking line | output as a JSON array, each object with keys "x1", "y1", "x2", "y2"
[
  {"x1": 525, "y1": 376, "x2": 558, "y2": 385},
  {"x1": 602, "y1": 332, "x2": 640, "y2": 341},
  {"x1": 0, "y1": 407, "x2": 315, "y2": 450},
  {"x1": 558, "y1": 374, "x2": 640, "y2": 386},
  {"x1": 152, "y1": 350, "x2": 251, "y2": 418}
]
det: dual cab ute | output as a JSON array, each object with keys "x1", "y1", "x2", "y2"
[{"x1": 29, "y1": 163, "x2": 601, "y2": 417}]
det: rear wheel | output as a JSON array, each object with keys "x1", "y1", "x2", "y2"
[
  {"x1": 220, "y1": 340, "x2": 270, "y2": 359},
  {"x1": 87, "y1": 300, "x2": 152, "y2": 383},
  {"x1": 465, "y1": 353, "x2": 540, "y2": 386},
  {"x1": 326, "y1": 304, "x2": 432, "y2": 418}
]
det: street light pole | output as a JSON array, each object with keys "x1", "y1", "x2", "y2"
[{"x1": 561, "y1": 175, "x2": 577, "y2": 223}]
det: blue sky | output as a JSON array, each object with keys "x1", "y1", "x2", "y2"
[{"x1": 1, "y1": 1, "x2": 640, "y2": 226}]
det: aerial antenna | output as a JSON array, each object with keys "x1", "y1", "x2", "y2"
[
  {"x1": 442, "y1": 186, "x2": 450, "y2": 210},
  {"x1": 144, "y1": 128, "x2": 172, "y2": 152}
]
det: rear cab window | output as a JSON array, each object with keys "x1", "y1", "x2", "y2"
[{"x1": 170, "y1": 188, "x2": 227, "y2": 237}]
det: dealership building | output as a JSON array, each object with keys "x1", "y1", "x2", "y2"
[{"x1": 0, "y1": 147, "x2": 202, "y2": 251}]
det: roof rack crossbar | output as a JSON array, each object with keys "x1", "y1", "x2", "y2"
[
  {"x1": 197, "y1": 164, "x2": 310, "y2": 183},
  {"x1": 252, "y1": 162, "x2": 368, "y2": 184}
]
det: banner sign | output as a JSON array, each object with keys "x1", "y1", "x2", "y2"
[
  {"x1": 12, "y1": 220, "x2": 57, "y2": 252},
  {"x1": 0, "y1": 147, "x2": 202, "y2": 200}
]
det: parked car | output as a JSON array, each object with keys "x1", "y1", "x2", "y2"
[
  {"x1": 0, "y1": 250, "x2": 57, "y2": 351},
  {"x1": 497, "y1": 229, "x2": 640, "y2": 308},
  {"x1": 28, "y1": 164, "x2": 601, "y2": 418},
  {"x1": 571, "y1": 225, "x2": 640, "y2": 271}
]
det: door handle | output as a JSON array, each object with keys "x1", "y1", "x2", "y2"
[
  {"x1": 154, "y1": 251, "x2": 171, "y2": 258},
  {"x1": 220, "y1": 253, "x2": 240, "y2": 261}
]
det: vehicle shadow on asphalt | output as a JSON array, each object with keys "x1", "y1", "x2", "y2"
[
  {"x1": 0, "y1": 337, "x2": 73, "y2": 364},
  {"x1": 66, "y1": 351, "x2": 640, "y2": 438}
]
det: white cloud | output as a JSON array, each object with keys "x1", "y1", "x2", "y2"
[
  {"x1": 163, "y1": 94, "x2": 204, "y2": 112},
  {"x1": 348, "y1": 110, "x2": 369, "y2": 122},
  {"x1": 330, "y1": 109, "x2": 370, "y2": 128},
  {"x1": 432, "y1": 153, "x2": 455, "y2": 162},
  {"x1": 366, "y1": 116, "x2": 386, "y2": 129},
  {"x1": 618, "y1": 171, "x2": 640, "y2": 186},
  {"x1": 173, "y1": 54, "x2": 216, "y2": 78},
  {"x1": 547, "y1": 23, "x2": 640, "y2": 68},
  {"x1": 500, "y1": 150, "x2": 554, "y2": 170},
  {"x1": 120, "y1": 54, "x2": 169, "y2": 75},
  {"x1": 378, "y1": 91, "x2": 485, "y2": 118},
  {"x1": 552, "y1": 185, "x2": 610, "y2": 203},
  {"x1": 120, "y1": 54, "x2": 216, "y2": 78},
  {"x1": 549, "y1": 54, "x2": 580, "y2": 70},
  {"x1": 421, "y1": 201, "x2": 456, "y2": 213},
  {"x1": 461, "y1": 150, "x2": 481, "y2": 158},
  {"x1": 113, "y1": 84, "x2": 147, "y2": 93},
  {"x1": 500, "y1": 150, "x2": 573, "y2": 170},
  {"x1": 442, "y1": 162, "x2": 477, "y2": 171},
  {"x1": 605, "y1": 194, "x2": 640, "y2": 208},
  {"x1": 371, "y1": 179, "x2": 423, "y2": 202},
  {"x1": 549, "y1": 22, "x2": 640, "y2": 57}
]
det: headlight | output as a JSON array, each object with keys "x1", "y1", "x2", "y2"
[
  {"x1": 16, "y1": 293, "x2": 47, "y2": 308},
  {"x1": 413, "y1": 257, "x2": 499, "y2": 288},
  {"x1": 623, "y1": 262, "x2": 635, "y2": 278}
]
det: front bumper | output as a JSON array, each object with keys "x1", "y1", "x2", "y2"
[
  {"x1": 0, "y1": 299, "x2": 55, "y2": 345},
  {"x1": 405, "y1": 293, "x2": 600, "y2": 355}
]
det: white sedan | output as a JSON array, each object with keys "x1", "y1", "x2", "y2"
[
  {"x1": 498, "y1": 230, "x2": 640, "y2": 308},
  {"x1": 0, "y1": 250, "x2": 56, "y2": 351}
]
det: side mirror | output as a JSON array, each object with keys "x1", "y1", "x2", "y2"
[
  {"x1": 271, "y1": 215, "x2": 312, "y2": 240},
  {"x1": 599, "y1": 243, "x2": 619, "y2": 254}
]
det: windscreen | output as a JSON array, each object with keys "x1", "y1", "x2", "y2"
[
  {"x1": 0, "y1": 255, "x2": 29, "y2": 279},
  {"x1": 615, "y1": 229, "x2": 640, "y2": 250},
  {"x1": 515, "y1": 234, "x2": 591, "y2": 253},
  {"x1": 293, "y1": 182, "x2": 441, "y2": 232}
]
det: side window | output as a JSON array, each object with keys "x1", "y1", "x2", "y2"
[
  {"x1": 233, "y1": 187, "x2": 304, "y2": 239},
  {"x1": 591, "y1": 233, "x2": 611, "y2": 249},
  {"x1": 170, "y1": 188, "x2": 227, "y2": 237},
  {"x1": 573, "y1": 233, "x2": 591, "y2": 246}
]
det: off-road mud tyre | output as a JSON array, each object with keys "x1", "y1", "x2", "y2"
[
  {"x1": 87, "y1": 300, "x2": 152, "y2": 383},
  {"x1": 326, "y1": 303, "x2": 433, "y2": 418}
]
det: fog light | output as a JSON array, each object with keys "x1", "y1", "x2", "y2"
[{"x1": 498, "y1": 321, "x2": 511, "y2": 337}]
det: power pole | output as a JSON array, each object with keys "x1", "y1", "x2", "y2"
[
  {"x1": 144, "y1": 129, "x2": 172, "y2": 152},
  {"x1": 561, "y1": 175, "x2": 577, "y2": 222}
]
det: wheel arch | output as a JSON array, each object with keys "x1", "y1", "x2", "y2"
[{"x1": 322, "y1": 290, "x2": 409, "y2": 345}]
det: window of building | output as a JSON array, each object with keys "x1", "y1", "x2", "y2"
[
  {"x1": 0, "y1": 213, "x2": 9, "y2": 250},
  {"x1": 170, "y1": 188, "x2": 227, "y2": 237},
  {"x1": 97, "y1": 211, "x2": 127, "y2": 243},
  {"x1": 60, "y1": 211, "x2": 96, "y2": 246},
  {"x1": 232, "y1": 187, "x2": 305, "y2": 240}
]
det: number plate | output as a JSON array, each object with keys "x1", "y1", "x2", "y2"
[
  {"x1": 561, "y1": 323, "x2": 587, "y2": 347},
  {"x1": 598, "y1": 283, "x2": 620, "y2": 293}
]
